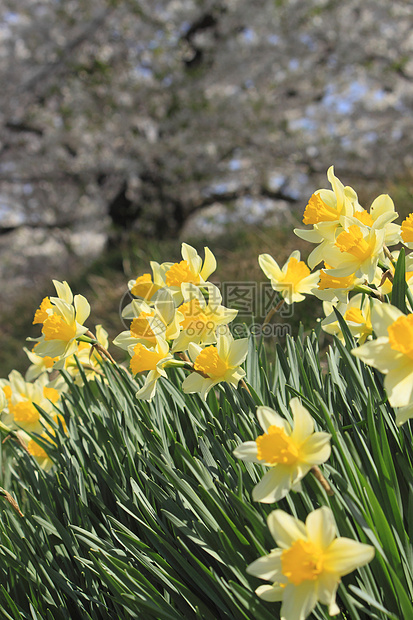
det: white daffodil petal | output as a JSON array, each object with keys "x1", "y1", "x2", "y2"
[
  {"x1": 267, "y1": 510, "x2": 307, "y2": 548},
  {"x1": 317, "y1": 572, "x2": 340, "y2": 614},
  {"x1": 289, "y1": 398, "x2": 314, "y2": 441},
  {"x1": 323, "y1": 538, "x2": 375, "y2": 575},
  {"x1": 385, "y1": 367, "x2": 413, "y2": 407},
  {"x1": 200, "y1": 246, "x2": 217, "y2": 281},
  {"x1": 181, "y1": 372, "x2": 205, "y2": 394},
  {"x1": 226, "y1": 338, "x2": 249, "y2": 367},
  {"x1": 305, "y1": 506, "x2": 336, "y2": 551},
  {"x1": 255, "y1": 584, "x2": 285, "y2": 602},
  {"x1": 232, "y1": 441, "x2": 259, "y2": 462},
  {"x1": 280, "y1": 581, "x2": 318, "y2": 620},
  {"x1": 257, "y1": 406, "x2": 291, "y2": 433},
  {"x1": 300, "y1": 433, "x2": 332, "y2": 465},
  {"x1": 74, "y1": 295, "x2": 91, "y2": 325},
  {"x1": 395, "y1": 403, "x2": 413, "y2": 426},
  {"x1": 246, "y1": 549, "x2": 283, "y2": 581},
  {"x1": 258, "y1": 254, "x2": 283, "y2": 280},
  {"x1": 252, "y1": 466, "x2": 293, "y2": 503},
  {"x1": 352, "y1": 338, "x2": 401, "y2": 374}
]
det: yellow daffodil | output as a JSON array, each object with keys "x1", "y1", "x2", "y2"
[
  {"x1": 312, "y1": 262, "x2": 362, "y2": 303},
  {"x1": 114, "y1": 289, "x2": 182, "y2": 352},
  {"x1": 0, "y1": 370, "x2": 64, "y2": 434},
  {"x1": 295, "y1": 167, "x2": 359, "y2": 248},
  {"x1": 149, "y1": 243, "x2": 217, "y2": 303},
  {"x1": 400, "y1": 213, "x2": 413, "y2": 249},
  {"x1": 31, "y1": 280, "x2": 90, "y2": 362},
  {"x1": 259, "y1": 251, "x2": 320, "y2": 304},
  {"x1": 171, "y1": 283, "x2": 237, "y2": 352},
  {"x1": 322, "y1": 294, "x2": 373, "y2": 344},
  {"x1": 128, "y1": 336, "x2": 173, "y2": 401},
  {"x1": 352, "y1": 300, "x2": 413, "y2": 422},
  {"x1": 372, "y1": 252, "x2": 413, "y2": 296},
  {"x1": 128, "y1": 273, "x2": 163, "y2": 301},
  {"x1": 353, "y1": 193, "x2": 400, "y2": 246},
  {"x1": 233, "y1": 399, "x2": 331, "y2": 503},
  {"x1": 182, "y1": 330, "x2": 248, "y2": 400},
  {"x1": 247, "y1": 506, "x2": 374, "y2": 620},
  {"x1": 321, "y1": 221, "x2": 385, "y2": 282},
  {"x1": 23, "y1": 346, "x2": 59, "y2": 381},
  {"x1": 25, "y1": 433, "x2": 55, "y2": 471}
]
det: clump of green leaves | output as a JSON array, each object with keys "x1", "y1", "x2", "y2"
[{"x1": 0, "y1": 326, "x2": 412, "y2": 619}]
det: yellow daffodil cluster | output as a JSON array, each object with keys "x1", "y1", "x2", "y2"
[
  {"x1": 115, "y1": 243, "x2": 248, "y2": 400},
  {"x1": 259, "y1": 167, "x2": 413, "y2": 425},
  {"x1": 234, "y1": 398, "x2": 374, "y2": 618},
  {"x1": 0, "y1": 369, "x2": 67, "y2": 470},
  {"x1": 0, "y1": 280, "x2": 113, "y2": 466}
]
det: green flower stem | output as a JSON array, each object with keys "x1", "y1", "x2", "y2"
[
  {"x1": 76, "y1": 335, "x2": 97, "y2": 344},
  {"x1": 353, "y1": 284, "x2": 383, "y2": 299},
  {"x1": 378, "y1": 259, "x2": 391, "y2": 271}
]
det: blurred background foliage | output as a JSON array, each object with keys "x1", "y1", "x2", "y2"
[{"x1": 1, "y1": 0, "x2": 413, "y2": 375}]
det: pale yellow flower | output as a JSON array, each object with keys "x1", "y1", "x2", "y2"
[
  {"x1": 23, "y1": 346, "x2": 58, "y2": 381},
  {"x1": 149, "y1": 243, "x2": 217, "y2": 303},
  {"x1": 171, "y1": 283, "x2": 237, "y2": 352},
  {"x1": 233, "y1": 399, "x2": 331, "y2": 503},
  {"x1": 295, "y1": 166, "x2": 359, "y2": 247},
  {"x1": 128, "y1": 336, "x2": 173, "y2": 401},
  {"x1": 401, "y1": 213, "x2": 413, "y2": 249},
  {"x1": 259, "y1": 251, "x2": 320, "y2": 304},
  {"x1": 353, "y1": 193, "x2": 400, "y2": 246},
  {"x1": 312, "y1": 263, "x2": 362, "y2": 304},
  {"x1": 182, "y1": 330, "x2": 248, "y2": 400},
  {"x1": 247, "y1": 507, "x2": 374, "y2": 620},
  {"x1": 322, "y1": 294, "x2": 373, "y2": 344},
  {"x1": 1, "y1": 370, "x2": 64, "y2": 434},
  {"x1": 128, "y1": 273, "x2": 163, "y2": 301},
  {"x1": 321, "y1": 221, "x2": 385, "y2": 282},
  {"x1": 352, "y1": 300, "x2": 413, "y2": 420},
  {"x1": 31, "y1": 280, "x2": 90, "y2": 361},
  {"x1": 114, "y1": 289, "x2": 181, "y2": 352}
]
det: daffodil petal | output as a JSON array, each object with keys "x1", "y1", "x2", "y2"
[
  {"x1": 252, "y1": 466, "x2": 293, "y2": 503},
  {"x1": 200, "y1": 246, "x2": 217, "y2": 281},
  {"x1": 226, "y1": 338, "x2": 249, "y2": 367},
  {"x1": 280, "y1": 581, "x2": 318, "y2": 620},
  {"x1": 257, "y1": 406, "x2": 290, "y2": 433},
  {"x1": 232, "y1": 441, "x2": 259, "y2": 462},
  {"x1": 258, "y1": 254, "x2": 283, "y2": 280},
  {"x1": 267, "y1": 510, "x2": 307, "y2": 548},
  {"x1": 300, "y1": 432, "x2": 332, "y2": 465},
  {"x1": 181, "y1": 372, "x2": 205, "y2": 394},
  {"x1": 384, "y1": 366, "x2": 413, "y2": 407},
  {"x1": 305, "y1": 506, "x2": 336, "y2": 551},
  {"x1": 289, "y1": 398, "x2": 314, "y2": 441},
  {"x1": 255, "y1": 584, "x2": 285, "y2": 602},
  {"x1": 246, "y1": 549, "x2": 282, "y2": 581},
  {"x1": 323, "y1": 538, "x2": 375, "y2": 575},
  {"x1": 317, "y1": 571, "x2": 340, "y2": 614},
  {"x1": 74, "y1": 295, "x2": 91, "y2": 325}
]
